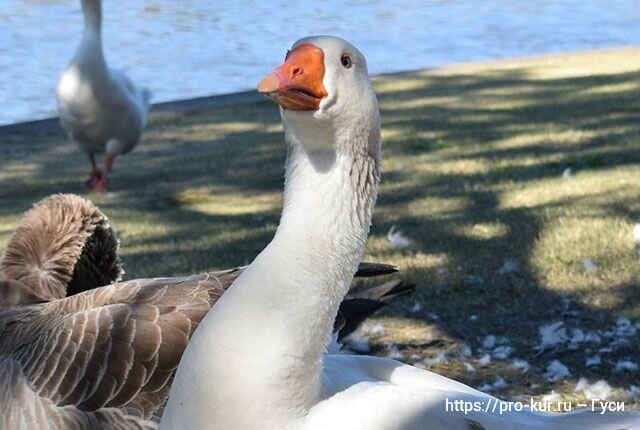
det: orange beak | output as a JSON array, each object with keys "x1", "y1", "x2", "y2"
[{"x1": 257, "y1": 44, "x2": 328, "y2": 111}]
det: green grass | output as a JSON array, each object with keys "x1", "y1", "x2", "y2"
[{"x1": 1, "y1": 47, "x2": 639, "y2": 407}]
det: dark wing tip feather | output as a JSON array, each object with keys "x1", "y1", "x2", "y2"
[
  {"x1": 354, "y1": 262, "x2": 399, "y2": 278},
  {"x1": 338, "y1": 280, "x2": 415, "y2": 341}
]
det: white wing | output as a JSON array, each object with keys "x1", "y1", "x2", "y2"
[{"x1": 307, "y1": 355, "x2": 639, "y2": 430}]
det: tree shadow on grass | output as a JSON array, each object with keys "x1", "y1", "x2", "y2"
[{"x1": 0, "y1": 62, "x2": 639, "y2": 399}]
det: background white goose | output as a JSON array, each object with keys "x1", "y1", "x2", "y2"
[
  {"x1": 160, "y1": 36, "x2": 640, "y2": 430},
  {"x1": 56, "y1": 0, "x2": 151, "y2": 193},
  {"x1": 0, "y1": 194, "x2": 406, "y2": 429}
]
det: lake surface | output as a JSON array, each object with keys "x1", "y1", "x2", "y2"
[{"x1": 1, "y1": 0, "x2": 639, "y2": 125}]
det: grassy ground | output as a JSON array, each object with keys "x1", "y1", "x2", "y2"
[{"x1": 1, "y1": 47, "x2": 639, "y2": 408}]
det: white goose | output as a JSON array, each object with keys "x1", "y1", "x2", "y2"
[
  {"x1": 160, "y1": 36, "x2": 640, "y2": 430},
  {"x1": 56, "y1": 0, "x2": 151, "y2": 193}
]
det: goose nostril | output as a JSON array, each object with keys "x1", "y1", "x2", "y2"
[{"x1": 291, "y1": 67, "x2": 303, "y2": 78}]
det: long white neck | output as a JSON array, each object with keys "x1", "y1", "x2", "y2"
[
  {"x1": 74, "y1": 0, "x2": 106, "y2": 71},
  {"x1": 161, "y1": 118, "x2": 380, "y2": 430}
]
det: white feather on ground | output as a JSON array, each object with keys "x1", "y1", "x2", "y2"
[
  {"x1": 586, "y1": 354, "x2": 602, "y2": 367},
  {"x1": 562, "y1": 167, "x2": 572, "y2": 179},
  {"x1": 614, "y1": 359, "x2": 639, "y2": 372},
  {"x1": 633, "y1": 223, "x2": 640, "y2": 244},
  {"x1": 463, "y1": 362, "x2": 476, "y2": 373},
  {"x1": 384, "y1": 344, "x2": 403, "y2": 360},
  {"x1": 482, "y1": 335, "x2": 497, "y2": 349},
  {"x1": 537, "y1": 321, "x2": 568, "y2": 351},
  {"x1": 625, "y1": 386, "x2": 640, "y2": 401},
  {"x1": 492, "y1": 345, "x2": 513, "y2": 360},
  {"x1": 574, "y1": 378, "x2": 612, "y2": 400},
  {"x1": 370, "y1": 323, "x2": 385, "y2": 336},
  {"x1": 459, "y1": 344, "x2": 472, "y2": 358},
  {"x1": 478, "y1": 377, "x2": 508, "y2": 392},
  {"x1": 422, "y1": 352, "x2": 448, "y2": 367},
  {"x1": 409, "y1": 302, "x2": 422, "y2": 313},
  {"x1": 615, "y1": 317, "x2": 637, "y2": 337},
  {"x1": 544, "y1": 360, "x2": 571, "y2": 381},
  {"x1": 510, "y1": 359, "x2": 530, "y2": 372},
  {"x1": 387, "y1": 225, "x2": 411, "y2": 249},
  {"x1": 498, "y1": 259, "x2": 520, "y2": 275},
  {"x1": 582, "y1": 258, "x2": 597, "y2": 273},
  {"x1": 476, "y1": 354, "x2": 492, "y2": 367}
]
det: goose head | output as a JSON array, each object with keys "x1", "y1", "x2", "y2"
[{"x1": 258, "y1": 36, "x2": 380, "y2": 158}]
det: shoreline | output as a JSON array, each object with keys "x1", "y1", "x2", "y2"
[{"x1": 1, "y1": 45, "x2": 638, "y2": 137}]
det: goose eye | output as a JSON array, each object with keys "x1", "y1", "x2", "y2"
[{"x1": 340, "y1": 54, "x2": 352, "y2": 69}]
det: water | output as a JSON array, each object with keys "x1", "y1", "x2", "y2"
[{"x1": 0, "y1": 0, "x2": 639, "y2": 125}]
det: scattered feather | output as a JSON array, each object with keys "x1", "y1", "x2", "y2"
[
  {"x1": 633, "y1": 223, "x2": 640, "y2": 244},
  {"x1": 410, "y1": 302, "x2": 422, "y2": 313},
  {"x1": 510, "y1": 359, "x2": 530, "y2": 372},
  {"x1": 615, "y1": 317, "x2": 637, "y2": 337},
  {"x1": 477, "y1": 354, "x2": 492, "y2": 367},
  {"x1": 468, "y1": 314, "x2": 479, "y2": 321},
  {"x1": 545, "y1": 360, "x2": 571, "y2": 382},
  {"x1": 582, "y1": 258, "x2": 597, "y2": 273},
  {"x1": 537, "y1": 321, "x2": 567, "y2": 351},
  {"x1": 465, "y1": 275, "x2": 484, "y2": 285},
  {"x1": 492, "y1": 346, "x2": 513, "y2": 360},
  {"x1": 370, "y1": 323, "x2": 385, "y2": 336},
  {"x1": 586, "y1": 355, "x2": 602, "y2": 367},
  {"x1": 609, "y1": 337, "x2": 629, "y2": 350},
  {"x1": 498, "y1": 259, "x2": 520, "y2": 275},
  {"x1": 492, "y1": 377, "x2": 508, "y2": 390},
  {"x1": 482, "y1": 335, "x2": 497, "y2": 350},
  {"x1": 615, "y1": 360, "x2": 638, "y2": 372},
  {"x1": 459, "y1": 344, "x2": 472, "y2": 358},
  {"x1": 384, "y1": 344, "x2": 404, "y2": 360},
  {"x1": 479, "y1": 377, "x2": 508, "y2": 392},
  {"x1": 387, "y1": 225, "x2": 411, "y2": 249},
  {"x1": 583, "y1": 331, "x2": 602, "y2": 343},
  {"x1": 562, "y1": 167, "x2": 572, "y2": 179},
  {"x1": 625, "y1": 386, "x2": 640, "y2": 401},
  {"x1": 567, "y1": 328, "x2": 587, "y2": 349},
  {"x1": 463, "y1": 362, "x2": 476, "y2": 373},
  {"x1": 574, "y1": 378, "x2": 612, "y2": 400},
  {"x1": 423, "y1": 352, "x2": 448, "y2": 367}
]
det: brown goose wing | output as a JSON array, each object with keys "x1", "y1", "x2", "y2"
[
  {"x1": 0, "y1": 194, "x2": 123, "y2": 302},
  {"x1": 0, "y1": 269, "x2": 241, "y2": 428}
]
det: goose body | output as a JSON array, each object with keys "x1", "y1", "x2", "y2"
[
  {"x1": 160, "y1": 36, "x2": 640, "y2": 430},
  {"x1": 56, "y1": 0, "x2": 151, "y2": 192},
  {"x1": 0, "y1": 195, "x2": 405, "y2": 429}
]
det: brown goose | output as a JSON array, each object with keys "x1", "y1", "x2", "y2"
[{"x1": 0, "y1": 194, "x2": 409, "y2": 429}]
